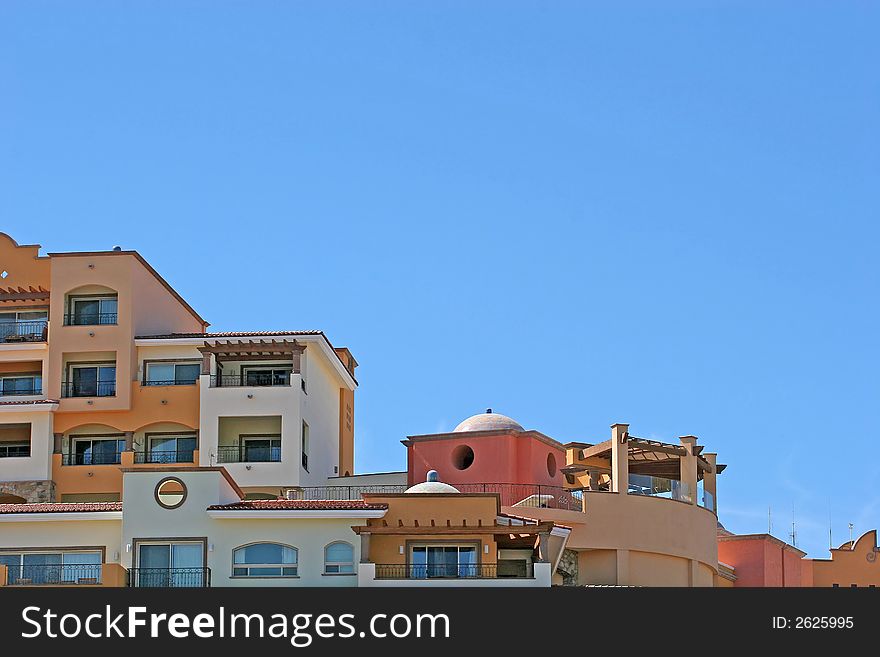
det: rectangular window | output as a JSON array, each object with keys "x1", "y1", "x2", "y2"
[
  {"x1": 410, "y1": 545, "x2": 479, "y2": 579},
  {"x1": 241, "y1": 436, "x2": 281, "y2": 463},
  {"x1": 67, "y1": 364, "x2": 116, "y2": 397},
  {"x1": 242, "y1": 366, "x2": 292, "y2": 387},
  {"x1": 301, "y1": 421, "x2": 309, "y2": 471},
  {"x1": 0, "y1": 551, "x2": 102, "y2": 585},
  {"x1": 69, "y1": 436, "x2": 124, "y2": 465},
  {"x1": 135, "y1": 541, "x2": 205, "y2": 587},
  {"x1": 145, "y1": 434, "x2": 197, "y2": 463},
  {"x1": 144, "y1": 362, "x2": 200, "y2": 386},
  {"x1": 0, "y1": 375, "x2": 41, "y2": 396},
  {"x1": 68, "y1": 296, "x2": 117, "y2": 325}
]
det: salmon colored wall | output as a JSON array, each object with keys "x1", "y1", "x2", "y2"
[
  {"x1": 407, "y1": 432, "x2": 566, "y2": 488},
  {"x1": 129, "y1": 261, "x2": 205, "y2": 336},
  {"x1": 0, "y1": 234, "x2": 50, "y2": 290},
  {"x1": 717, "y1": 536, "x2": 806, "y2": 587}
]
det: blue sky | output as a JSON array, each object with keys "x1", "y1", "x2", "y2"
[{"x1": 1, "y1": 1, "x2": 877, "y2": 557}]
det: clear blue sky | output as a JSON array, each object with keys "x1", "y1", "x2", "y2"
[{"x1": 1, "y1": 1, "x2": 877, "y2": 557}]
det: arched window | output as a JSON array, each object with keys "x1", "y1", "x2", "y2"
[
  {"x1": 232, "y1": 543, "x2": 297, "y2": 577},
  {"x1": 324, "y1": 542, "x2": 354, "y2": 574}
]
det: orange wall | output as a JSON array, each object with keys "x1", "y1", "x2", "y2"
[
  {"x1": 0, "y1": 234, "x2": 50, "y2": 290},
  {"x1": 809, "y1": 531, "x2": 880, "y2": 587},
  {"x1": 338, "y1": 387, "x2": 354, "y2": 477}
]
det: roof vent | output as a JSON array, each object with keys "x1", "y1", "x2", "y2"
[
  {"x1": 285, "y1": 489, "x2": 301, "y2": 501},
  {"x1": 486, "y1": 408, "x2": 492, "y2": 414},
  {"x1": 426, "y1": 469, "x2": 439, "y2": 483},
  {"x1": 112, "y1": 245, "x2": 122, "y2": 252}
]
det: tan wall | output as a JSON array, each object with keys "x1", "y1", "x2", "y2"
[
  {"x1": 369, "y1": 533, "x2": 498, "y2": 565},
  {"x1": 578, "y1": 549, "x2": 618, "y2": 585},
  {"x1": 809, "y1": 530, "x2": 880, "y2": 587},
  {"x1": 129, "y1": 260, "x2": 204, "y2": 337},
  {"x1": 338, "y1": 387, "x2": 354, "y2": 477},
  {"x1": 0, "y1": 234, "x2": 50, "y2": 290},
  {"x1": 365, "y1": 493, "x2": 499, "y2": 528}
]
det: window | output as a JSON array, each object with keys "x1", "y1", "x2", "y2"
[
  {"x1": 67, "y1": 296, "x2": 118, "y2": 325},
  {"x1": 0, "y1": 551, "x2": 102, "y2": 585},
  {"x1": 135, "y1": 542, "x2": 205, "y2": 587},
  {"x1": 301, "y1": 421, "x2": 309, "y2": 471},
  {"x1": 144, "y1": 362, "x2": 200, "y2": 386},
  {"x1": 0, "y1": 311, "x2": 48, "y2": 342},
  {"x1": 241, "y1": 436, "x2": 281, "y2": 462},
  {"x1": 242, "y1": 366, "x2": 292, "y2": 387},
  {"x1": 65, "y1": 364, "x2": 116, "y2": 397},
  {"x1": 68, "y1": 436, "x2": 125, "y2": 465},
  {"x1": 155, "y1": 478, "x2": 187, "y2": 509},
  {"x1": 0, "y1": 442, "x2": 29, "y2": 458},
  {"x1": 144, "y1": 434, "x2": 197, "y2": 464},
  {"x1": 0, "y1": 375, "x2": 41, "y2": 396},
  {"x1": 324, "y1": 542, "x2": 354, "y2": 574},
  {"x1": 232, "y1": 543, "x2": 297, "y2": 577},
  {"x1": 411, "y1": 545, "x2": 479, "y2": 578}
]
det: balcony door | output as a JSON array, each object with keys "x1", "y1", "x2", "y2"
[
  {"x1": 136, "y1": 542, "x2": 205, "y2": 587},
  {"x1": 69, "y1": 364, "x2": 116, "y2": 397},
  {"x1": 72, "y1": 436, "x2": 124, "y2": 465},
  {"x1": 242, "y1": 367, "x2": 291, "y2": 386},
  {"x1": 147, "y1": 434, "x2": 197, "y2": 464},
  {"x1": 70, "y1": 296, "x2": 117, "y2": 325},
  {"x1": 411, "y1": 544, "x2": 478, "y2": 579}
]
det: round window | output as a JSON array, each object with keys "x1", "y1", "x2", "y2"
[
  {"x1": 155, "y1": 477, "x2": 187, "y2": 509},
  {"x1": 547, "y1": 452, "x2": 557, "y2": 477},
  {"x1": 452, "y1": 444, "x2": 475, "y2": 470}
]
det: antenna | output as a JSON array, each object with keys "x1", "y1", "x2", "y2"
[
  {"x1": 789, "y1": 503, "x2": 797, "y2": 548},
  {"x1": 828, "y1": 498, "x2": 833, "y2": 550},
  {"x1": 848, "y1": 523, "x2": 854, "y2": 546},
  {"x1": 768, "y1": 506, "x2": 772, "y2": 535}
]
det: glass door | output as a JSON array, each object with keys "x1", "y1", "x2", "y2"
[
  {"x1": 137, "y1": 542, "x2": 204, "y2": 587},
  {"x1": 148, "y1": 435, "x2": 197, "y2": 463}
]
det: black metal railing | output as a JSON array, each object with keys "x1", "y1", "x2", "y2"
[
  {"x1": 0, "y1": 320, "x2": 48, "y2": 343},
  {"x1": 375, "y1": 563, "x2": 521, "y2": 580},
  {"x1": 63, "y1": 313, "x2": 117, "y2": 326},
  {"x1": 5, "y1": 564, "x2": 103, "y2": 586},
  {"x1": 61, "y1": 381, "x2": 116, "y2": 398},
  {"x1": 0, "y1": 445, "x2": 31, "y2": 458},
  {"x1": 128, "y1": 568, "x2": 211, "y2": 588},
  {"x1": 290, "y1": 485, "x2": 407, "y2": 500},
  {"x1": 62, "y1": 451, "x2": 122, "y2": 466},
  {"x1": 141, "y1": 379, "x2": 198, "y2": 387},
  {"x1": 216, "y1": 445, "x2": 281, "y2": 464},
  {"x1": 209, "y1": 375, "x2": 292, "y2": 388},
  {"x1": 134, "y1": 450, "x2": 196, "y2": 464},
  {"x1": 454, "y1": 483, "x2": 584, "y2": 511},
  {"x1": 0, "y1": 387, "x2": 42, "y2": 396}
]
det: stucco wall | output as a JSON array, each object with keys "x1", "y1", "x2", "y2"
[{"x1": 0, "y1": 409, "x2": 54, "y2": 481}]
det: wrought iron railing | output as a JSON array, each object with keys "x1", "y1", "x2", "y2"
[
  {"x1": 63, "y1": 313, "x2": 117, "y2": 326},
  {"x1": 141, "y1": 379, "x2": 198, "y2": 387},
  {"x1": 209, "y1": 375, "x2": 292, "y2": 388},
  {"x1": 454, "y1": 483, "x2": 584, "y2": 511},
  {"x1": 0, "y1": 445, "x2": 31, "y2": 458},
  {"x1": 0, "y1": 320, "x2": 48, "y2": 343},
  {"x1": 216, "y1": 444, "x2": 281, "y2": 463},
  {"x1": 5, "y1": 564, "x2": 103, "y2": 585},
  {"x1": 289, "y1": 485, "x2": 407, "y2": 500},
  {"x1": 61, "y1": 381, "x2": 116, "y2": 398},
  {"x1": 375, "y1": 563, "x2": 525, "y2": 580},
  {"x1": 128, "y1": 568, "x2": 211, "y2": 588},
  {"x1": 62, "y1": 451, "x2": 122, "y2": 466},
  {"x1": 134, "y1": 450, "x2": 196, "y2": 464}
]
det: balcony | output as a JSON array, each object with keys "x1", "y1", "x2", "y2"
[
  {"x1": 0, "y1": 386, "x2": 42, "y2": 397},
  {"x1": 62, "y1": 313, "x2": 117, "y2": 326},
  {"x1": 0, "y1": 320, "x2": 48, "y2": 344},
  {"x1": 128, "y1": 568, "x2": 211, "y2": 588},
  {"x1": 61, "y1": 381, "x2": 117, "y2": 398},
  {"x1": 134, "y1": 449, "x2": 196, "y2": 465},
  {"x1": 62, "y1": 451, "x2": 122, "y2": 466},
  {"x1": 4, "y1": 563, "x2": 105, "y2": 586},
  {"x1": 374, "y1": 563, "x2": 527, "y2": 580},
  {"x1": 216, "y1": 444, "x2": 281, "y2": 464},
  {"x1": 209, "y1": 374, "x2": 292, "y2": 388},
  {"x1": 290, "y1": 485, "x2": 407, "y2": 500}
]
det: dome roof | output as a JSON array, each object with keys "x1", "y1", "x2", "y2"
[
  {"x1": 405, "y1": 470, "x2": 460, "y2": 494},
  {"x1": 453, "y1": 409, "x2": 524, "y2": 433}
]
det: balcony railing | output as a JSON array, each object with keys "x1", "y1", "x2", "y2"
[
  {"x1": 375, "y1": 563, "x2": 526, "y2": 580},
  {"x1": 63, "y1": 313, "x2": 117, "y2": 326},
  {"x1": 0, "y1": 387, "x2": 42, "y2": 396},
  {"x1": 290, "y1": 485, "x2": 408, "y2": 500},
  {"x1": 209, "y1": 375, "x2": 291, "y2": 388},
  {"x1": 216, "y1": 445, "x2": 281, "y2": 464},
  {"x1": 455, "y1": 483, "x2": 584, "y2": 511},
  {"x1": 0, "y1": 320, "x2": 48, "y2": 343},
  {"x1": 141, "y1": 379, "x2": 198, "y2": 387},
  {"x1": 5, "y1": 564, "x2": 103, "y2": 586},
  {"x1": 134, "y1": 450, "x2": 196, "y2": 465},
  {"x1": 628, "y1": 474, "x2": 693, "y2": 503},
  {"x1": 61, "y1": 381, "x2": 116, "y2": 398},
  {"x1": 128, "y1": 568, "x2": 211, "y2": 588},
  {"x1": 0, "y1": 445, "x2": 31, "y2": 458},
  {"x1": 62, "y1": 452, "x2": 122, "y2": 466}
]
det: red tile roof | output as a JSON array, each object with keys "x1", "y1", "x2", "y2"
[
  {"x1": 135, "y1": 330, "x2": 324, "y2": 339},
  {"x1": 0, "y1": 399, "x2": 59, "y2": 406},
  {"x1": 207, "y1": 500, "x2": 388, "y2": 511},
  {"x1": 0, "y1": 502, "x2": 122, "y2": 514}
]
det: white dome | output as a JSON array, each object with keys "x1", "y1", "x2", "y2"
[
  {"x1": 405, "y1": 470, "x2": 460, "y2": 494},
  {"x1": 453, "y1": 409, "x2": 524, "y2": 433}
]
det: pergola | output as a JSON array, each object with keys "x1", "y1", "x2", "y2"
[{"x1": 197, "y1": 339, "x2": 306, "y2": 374}]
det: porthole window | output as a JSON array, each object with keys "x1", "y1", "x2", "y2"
[
  {"x1": 155, "y1": 477, "x2": 187, "y2": 509},
  {"x1": 452, "y1": 444, "x2": 475, "y2": 470},
  {"x1": 547, "y1": 453, "x2": 557, "y2": 477}
]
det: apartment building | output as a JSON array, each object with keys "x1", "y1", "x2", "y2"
[{"x1": 0, "y1": 232, "x2": 357, "y2": 504}]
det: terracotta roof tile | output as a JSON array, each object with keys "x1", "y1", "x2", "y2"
[
  {"x1": 135, "y1": 330, "x2": 324, "y2": 339},
  {"x1": 0, "y1": 399, "x2": 58, "y2": 406},
  {"x1": 0, "y1": 502, "x2": 122, "y2": 514},
  {"x1": 207, "y1": 500, "x2": 388, "y2": 511}
]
